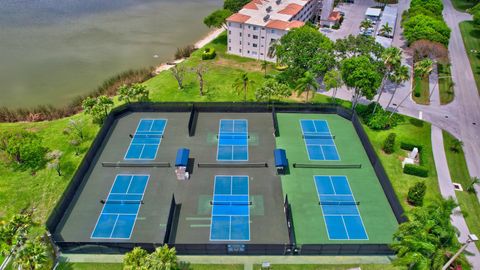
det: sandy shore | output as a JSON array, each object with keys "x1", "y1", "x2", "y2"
[{"x1": 154, "y1": 28, "x2": 224, "y2": 74}]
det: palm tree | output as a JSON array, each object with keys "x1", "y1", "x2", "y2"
[
  {"x1": 467, "y1": 177, "x2": 479, "y2": 193},
  {"x1": 267, "y1": 39, "x2": 278, "y2": 64},
  {"x1": 360, "y1": 19, "x2": 373, "y2": 30},
  {"x1": 232, "y1": 73, "x2": 254, "y2": 102},
  {"x1": 13, "y1": 240, "x2": 48, "y2": 270},
  {"x1": 386, "y1": 65, "x2": 410, "y2": 110},
  {"x1": 414, "y1": 58, "x2": 433, "y2": 79},
  {"x1": 295, "y1": 71, "x2": 319, "y2": 103},
  {"x1": 380, "y1": 22, "x2": 393, "y2": 37},
  {"x1": 373, "y1": 47, "x2": 402, "y2": 114},
  {"x1": 323, "y1": 69, "x2": 343, "y2": 103}
]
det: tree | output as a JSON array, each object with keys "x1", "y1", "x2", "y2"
[
  {"x1": 255, "y1": 78, "x2": 291, "y2": 102},
  {"x1": 474, "y1": 11, "x2": 480, "y2": 27},
  {"x1": 386, "y1": 65, "x2": 410, "y2": 109},
  {"x1": 261, "y1": 60, "x2": 268, "y2": 77},
  {"x1": 144, "y1": 245, "x2": 178, "y2": 270},
  {"x1": 323, "y1": 69, "x2": 343, "y2": 103},
  {"x1": 191, "y1": 64, "x2": 208, "y2": 96},
  {"x1": 0, "y1": 214, "x2": 32, "y2": 255},
  {"x1": 449, "y1": 138, "x2": 463, "y2": 153},
  {"x1": 407, "y1": 181, "x2": 427, "y2": 206},
  {"x1": 118, "y1": 83, "x2": 149, "y2": 103},
  {"x1": 13, "y1": 239, "x2": 48, "y2": 270},
  {"x1": 203, "y1": 9, "x2": 232, "y2": 29},
  {"x1": 340, "y1": 56, "x2": 382, "y2": 109},
  {"x1": 403, "y1": 14, "x2": 451, "y2": 46},
  {"x1": 410, "y1": 40, "x2": 449, "y2": 64},
  {"x1": 233, "y1": 73, "x2": 254, "y2": 102},
  {"x1": 391, "y1": 199, "x2": 468, "y2": 270},
  {"x1": 467, "y1": 177, "x2": 479, "y2": 193},
  {"x1": 373, "y1": 47, "x2": 402, "y2": 114},
  {"x1": 334, "y1": 35, "x2": 385, "y2": 61},
  {"x1": 0, "y1": 130, "x2": 48, "y2": 171},
  {"x1": 97, "y1": 95, "x2": 114, "y2": 119},
  {"x1": 379, "y1": 22, "x2": 393, "y2": 37},
  {"x1": 267, "y1": 39, "x2": 279, "y2": 64},
  {"x1": 46, "y1": 150, "x2": 63, "y2": 176},
  {"x1": 414, "y1": 58, "x2": 433, "y2": 79},
  {"x1": 124, "y1": 247, "x2": 148, "y2": 270},
  {"x1": 63, "y1": 119, "x2": 87, "y2": 155},
  {"x1": 276, "y1": 25, "x2": 335, "y2": 81},
  {"x1": 359, "y1": 19, "x2": 373, "y2": 30},
  {"x1": 82, "y1": 95, "x2": 113, "y2": 124},
  {"x1": 295, "y1": 71, "x2": 319, "y2": 103},
  {"x1": 223, "y1": 0, "x2": 250, "y2": 12},
  {"x1": 170, "y1": 65, "x2": 186, "y2": 90}
]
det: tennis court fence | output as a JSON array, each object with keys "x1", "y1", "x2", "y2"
[
  {"x1": 293, "y1": 163, "x2": 361, "y2": 169},
  {"x1": 188, "y1": 105, "x2": 198, "y2": 137},
  {"x1": 101, "y1": 162, "x2": 171, "y2": 167},
  {"x1": 46, "y1": 102, "x2": 405, "y2": 255}
]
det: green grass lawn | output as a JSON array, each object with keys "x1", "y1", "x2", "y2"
[
  {"x1": 443, "y1": 131, "x2": 480, "y2": 250},
  {"x1": 57, "y1": 263, "x2": 243, "y2": 270},
  {"x1": 438, "y1": 63, "x2": 454, "y2": 104},
  {"x1": 459, "y1": 21, "x2": 480, "y2": 94},
  {"x1": 363, "y1": 118, "x2": 441, "y2": 209},
  {"x1": 253, "y1": 264, "x2": 401, "y2": 270},
  {"x1": 450, "y1": 0, "x2": 477, "y2": 11},
  {"x1": 412, "y1": 75, "x2": 430, "y2": 105}
]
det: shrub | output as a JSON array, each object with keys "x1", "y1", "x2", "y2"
[
  {"x1": 332, "y1": 23, "x2": 340, "y2": 30},
  {"x1": 202, "y1": 48, "x2": 216, "y2": 60},
  {"x1": 367, "y1": 112, "x2": 390, "y2": 130},
  {"x1": 407, "y1": 181, "x2": 427, "y2": 206},
  {"x1": 403, "y1": 164, "x2": 429, "y2": 177},
  {"x1": 383, "y1": 133, "x2": 396, "y2": 154},
  {"x1": 174, "y1": 45, "x2": 196, "y2": 60},
  {"x1": 0, "y1": 130, "x2": 48, "y2": 171},
  {"x1": 400, "y1": 141, "x2": 423, "y2": 151}
]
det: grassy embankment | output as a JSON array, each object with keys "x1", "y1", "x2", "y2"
[
  {"x1": 438, "y1": 63, "x2": 454, "y2": 104},
  {"x1": 412, "y1": 75, "x2": 430, "y2": 105},
  {"x1": 459, "y1": 21, "x2": 480, "y2": 94},
  {"x1": 443, "y1": 131, "x2": 480, "y2": 249}
]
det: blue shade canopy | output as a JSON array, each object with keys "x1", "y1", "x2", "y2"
[
  {"x1": 175, "y1": 148, "x2": 190, "y2": 167},
  {"x1": 274, "y1": 149, "x2": 287, "y2": 168}
]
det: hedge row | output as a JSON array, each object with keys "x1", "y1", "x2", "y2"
[
  {"x1": 404, "y1": 163, "x2": 429, "y2": 177},
  {"x1": 202, "y1": 48, "x2": 216, "y2": 60},
  {"x1": 402, "y1": 0, "x2": 451, "y2": 46}
]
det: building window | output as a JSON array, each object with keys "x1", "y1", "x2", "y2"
[
  {"x1": 247, "y1": 50, "x2": 250, "y2": 53},
  {"x1": 239, "y1": 49, "x2": 242, "y2": 53},
  {"x1": 240, "y1": 33, "x2": 242, "y2": 36},
  {"x1": 248, "y1": 42, "x2": 250, "y2": 45},
  {"x1": 228, "y1": 39, "x2": 231, "y2": 43},
  {"x1": 253, "y1": 35, "x2": 258, "y2": 39},
  {"x1": 253, "y1": 43, "x2": 258, "y2": 47},
  {"x1": 270, "y1": 38, "x2": 277, "y2": 43},
  {"x1": 252, "y1": 51, "x2": 257, "y2": 55},
  {"x1": 253, "y1": 26, "x2": 257, "y2": 30},
  {"x1": 248, "y1": 25, "x2": 251, "y2": 29},
  {"x1": 271, "y1": 29, "x2": 275, "y2": 33},
  {"x1": 229, "y1": 30, "x2": 231, "y2": 34},
  {"x1": 260, "y1": 53, "x2": 264, "y2": 55},
  {"x1": 248, "y1": 34, "x2": 250, "y2": 37},
  {"x1": 229, "y1": 22, "x2": 231, "y2": 26},
  {"x1": 229, "y1": 47, "x2": 231, "y2": 51},
  {"x1": 262, "y1": 27, "x2": 265, "y2": 30},
  {"x1": 261, "y1": 36, "x2": 265, "y2": 39},
  {"x1": 240, "y1": 41, "x2": 242, "y2": 45}
]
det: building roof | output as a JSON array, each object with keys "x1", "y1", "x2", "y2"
[
  {"x1": 227, "y1": 0, "x2": 311, "y2": 28},
  {"x1": 227, "y1": 13, "x2": 251, "y2": 23},
  {"x1": 328, "y1": 11, "x2": 341, "y2": 21},
  {"x1": 365, "y1": 7, "x2": 381, "y2": 17}
]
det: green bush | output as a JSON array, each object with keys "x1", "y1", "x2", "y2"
[
  {"x1": 407, "y1": 181, "x2": 427, "y2": 206},
  {"x1": 202, "y1": 48, "x2": 216, "y2": 60},
  {"x1": 332, "y1": 23, "x2": 340, "y2": 30},
  {"x1": 383, "y1": 133, "x2": 396, "y2": 154},
  {"x1": 403, "y1": 164, "x2": 429, "y2": 177},
  {"x1": 400, "y1": 141, "x2": 423, "y2": 151}
]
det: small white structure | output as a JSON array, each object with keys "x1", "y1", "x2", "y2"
[
  {"x1": 365, "y1": 7, "x2": 381, "y2": 20},
  {"x1": 409, "y1": 147, "x2": 419, "y2": 159},
  {"x1": 402, "y1": 158, "x2": 414, "y2": 168}
]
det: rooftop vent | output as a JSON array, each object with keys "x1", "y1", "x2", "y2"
[
  {"x1": 263, "y1": 14, "x2": 270, "y2": 22},
  {"x1": 276, "y1": 0, "x2": 281, "y2": 5},
  {"x1": 266, "y1": 6, "x2": 272, "y2": 12}
]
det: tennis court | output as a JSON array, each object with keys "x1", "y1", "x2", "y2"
[
  {"x1": 300, "y1": 119, "x2": 339, "y2": 161},
  {"x1": 217, "y1": 119, "x2": 248, "y2": 161},
  {"x1": 314, "y1": 175, "x2": 368, "y2": 240},
  {"x1": 91, "y1": 174, "x2": 149, "y2": 239},
  {"x1": 125, "y1": 119, "x2": 167, "y2": 160},
  {"x1": 210, "y1": 175, "x2": 250, "y2": 241}
]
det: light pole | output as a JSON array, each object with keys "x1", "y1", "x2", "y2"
[{"x1": 441, "y1": 234, "x2": 478, "y2": 270}]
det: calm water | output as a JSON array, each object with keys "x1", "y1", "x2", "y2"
[{"x1": 0, "y1": 0, "x2": 220, "y2": 108}]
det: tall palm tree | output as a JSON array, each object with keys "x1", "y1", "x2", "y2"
[
  {"x1": 372, "y1": 47, "x2": 402, "y2": 114},
  {"x1": 232, "y1": 73, "x2": 254, "y2": 102},
  {"x1": 386, "y1": 65, "x2": 410, "y2": 109},
  {"x1": 414, "y1": 58, "x2": 433, "y2": 79},
  {"x1": 295, "y1": 71, "x2": 319, "y2": 103},
  {"x1": 267, "y1": 39, "x2": 278, "y2": 64},
  {"x1": 359, "y1": 19, "x2": 373, "y2": 30},
  {"x1": 380, "y1": 22, "x2": 393, "y2": 37},
  {"x1": 261, "y1": 60, "x2": 268, "y2": 77}
]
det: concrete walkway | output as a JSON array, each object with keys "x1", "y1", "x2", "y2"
[
  {"x1": 60, "y1": 253, "x2": 395, "y2": 267},
  {"x1": 431, "y1": 125, "x2": 480, "y2": 269}
]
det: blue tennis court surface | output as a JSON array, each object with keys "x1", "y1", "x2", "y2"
[
  {"x1": 217, "y1": 119, "x2": 248, "y2": 161},
  {"x1": 91, "y1": 174, "x2": 149, "y2": 239},
  {"x1": 300, "y1": 119, "x2": 339, "y2": 161},
  {"x1": 210, "y1": 175, "x2": 250, "y2": 241},
  {"x1": 125, "y1": 119, "x2": 167, "y2": 160},
  {"x1": 314, "y1": 175, "x2": 367, "y2": 240}
]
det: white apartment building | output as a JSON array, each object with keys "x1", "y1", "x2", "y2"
[{"x1": 226, "y1": 0, "x2": 319, "y2": 62}]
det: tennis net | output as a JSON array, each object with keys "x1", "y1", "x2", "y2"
[
  {"x1": 101, "y1": 200, "x2": 144, "y2": 205},
  {"x1": 198, "y1": 163, "x2": 267, "y2": 168},
  {"x1": 319, "y1": 200, "x2": 359, "y2": 205},
  {"x1": 302, "y1": 134, "x2": 335, "y2": 139},
  {"x1": 293, "y1": 163, "x2": 361, "y2": 169},
  {"x1": 210, "y1": 201, "x2": 252, "y2": 206}
]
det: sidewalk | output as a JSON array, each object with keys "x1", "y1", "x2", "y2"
[{"x1": 431, "y1": 125, "x2": 480, "y2": 269}]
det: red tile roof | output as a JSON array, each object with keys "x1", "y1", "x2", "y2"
[
  {"x1": 328, "y1": 11, "x2": 341, "y2": 21},
  {"x1": 266, "y1": 19, "x2": 304, "y2": 30},
  {"x1": 243, "y1": 0, "x2": 263, "y2": 10},
  {"x1": 227, "y1": 13, "x2": 251, "y2": 23},
  {"x1": 278, "y1": 3, "x2": 303, "y2": 15}
]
